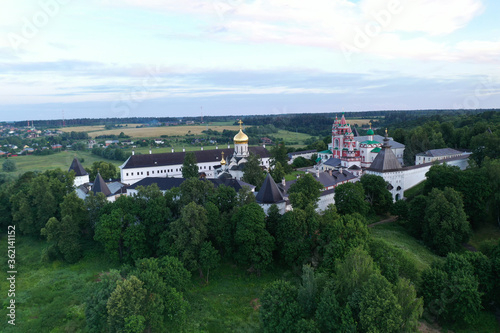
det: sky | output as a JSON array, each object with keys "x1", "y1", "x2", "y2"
[{"x1": 0, "y1": 0, "x2": 499, "y2": 121}]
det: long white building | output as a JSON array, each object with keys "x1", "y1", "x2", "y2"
[{"x1": 120, "y1": 121, "x2": 271, "y2": 185}]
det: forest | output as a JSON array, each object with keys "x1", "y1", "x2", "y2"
[{"x1": 0, "y1": 110, "x2": 499, "y2": 332}]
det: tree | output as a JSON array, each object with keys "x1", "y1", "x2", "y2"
[
  {"x1": 199, "y1": 241, "x2": 220, "y2": 283},
  {"x1": 242, "y1": 153, "x2": 266, "y2": 190},
  {"x1": 233, "y1": 203, "x2": 275, "y2": 272},
  {"x1": 260, "y1": 280, "x2": 302, "y2": 333},
  {"x1": 423, "y1": 163, "x2": 461, "y2": 195},
  {"x1": 422, "y1": 187, "x2": 471, "y2": 255},
  {"x1": 297, "y1": 265, "x2": 318, "y2": 317},
  {"x1": 157, "y1": 256, "x2": 192, "y2": 292},
  {"x1": 169, "y1": 202, "x2": 208, "y2": 275},
  {"x1": 179, "y1": 178, "x2": 214, "y2": 206},
  {"x1": 393, "y1": 278, "x2": 423, "y2": 332},
  {"x1": 88, "y1": 161, "x2": 118, "y2": 180},
  {"x1": 107, "y1": 276, "x2": 148, "y2": 333},
  {"x1": 270, "y1": 141, "x2": 292, "y2": 173},
  {"x1": 2, "y1": 158, "x2": 16, "y2": 172},
  {"x1": 406, "y1": 195, "x2": 427, "y2": 237},
  {"x1": 334, "y1": 247, "x2": 378, "y2": 304},
  {"x1": 61, "y1": 191, "x2": 88, "y2": 231},
  {"x1": 315, "y1": 287, "x2": 356, "y2": 333},
  {"x1": 420, "y1": 256, "x2": 482, "y2": 325},
  {"x1": 288, "y1": 173, "x2": 323, "y2": 210},
  {"x1": 85, "y1": 270, "x2": 122, "y2": 333},
  {"x1": 360, "y1": 174, "x2": 393, "y2": 215},
  {"x1": 208, "y1": 184, "x2": 237, "y2": 213},
  {"x1": 95, "y1": 209, "x2": 125, "y2": 262},
  {"x1": 358, "y1": 273, "x2": 402, "y2": 333},
  {"x1": 276, "y1": 209, "x2": 314, "y2": 267},
  {"x1": 334, "y1": 182, "x2": 369, "y2": 216},
  {"x1": 182, "y1": 152, "x2": 198, "y2": 178},
  {"x1": 270, "y1": 161, "x2": 286, "y2": 184},
  {"x1": 41, "y1": 216, "x2": 82, "y2": 263},
  {"x1": 85, "y1": 192, "x2": 109, "y2": 230},
  {"x1": 321, "y1": 214, "x2": 369, "y2": 270}
]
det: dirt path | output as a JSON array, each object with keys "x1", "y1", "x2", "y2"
[{"x1": 368, "y1": 216, "x2": 397, "y2": 228}]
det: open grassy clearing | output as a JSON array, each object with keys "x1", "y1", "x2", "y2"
[
  {"x1": 1, "y1": 151, "x2": 122, "y2": 177},
  {"x1": 185, "y1": 263, "x2": 291, "y2": 332},
  {"x1": 370, "y1": 222, "x2": 442, "y2": 272}
]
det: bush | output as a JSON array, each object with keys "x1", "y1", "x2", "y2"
[{"x1": 2, "y1": 158, "x2": 16, "y2": 172}]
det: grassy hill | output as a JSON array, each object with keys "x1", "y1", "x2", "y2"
[{"x1": 2, "y1": 151, "x2": 122, "y2": 177}]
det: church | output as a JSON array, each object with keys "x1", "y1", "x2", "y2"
[
  {"x1": 119, "y1": 121, "x2": 271, "y2": 185},
  {"x1": 327, "y1": 113, "x2": 405, "y2": 168}
]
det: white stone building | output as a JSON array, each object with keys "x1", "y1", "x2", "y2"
[{"x1": 120, "y1": 121, "x2": 271, "y2": 185}]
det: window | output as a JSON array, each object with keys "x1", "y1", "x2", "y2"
[
  {"x1": 147, "y1": 171, "x2": 149, "y2": 176},
  {"x1": 126, "y1": 173, "x2": 129, "y2": 176},
  {"x1": 131, "y1": 172, "x2": 134, "y2": 176},
  {"x1": 152, "y1": 171, "x2": 154, "y2": 174}
]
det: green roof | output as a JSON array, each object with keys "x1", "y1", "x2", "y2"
[
  {"x1": 361, "y1": 140, "x2": 380, "y2": 145},
  {"x1": 318, "y1": 150, "x2": 333, "y2": 154},
  {"x1": 367, "y1": 129, "x2": 374, "y2": 135},
  {"x1": 371, "y1": 148, "x2": 381, "y2": 153}
]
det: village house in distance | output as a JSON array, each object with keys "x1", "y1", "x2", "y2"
[{"x1": 70, "y1": 115, "x2": 471, "y2": 213}]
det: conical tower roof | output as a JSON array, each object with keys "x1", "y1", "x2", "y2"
[
  {"x1": 92, "y1": 172, "x2": 112, "y2": 196},
  {"x1": 367, "y1": 129, "x2": 402, "y2": 172},
  {"x1": 256, "y1": 173, "x2": 284, "y2": 204},
  {"x1": 69, "y1": 157, "x2": 88, "y2": 176}
]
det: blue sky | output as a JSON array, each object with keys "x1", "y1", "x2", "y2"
[{"x1": 0, "y1": 0, "x2": 499, "y2": 121}]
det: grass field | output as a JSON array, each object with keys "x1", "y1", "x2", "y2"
[
  {"x1": 2, "y1": 151, "x2": 122, "y2": 177},
  {"x1": 51, "y1": 123, "x2": 315, "y2": 145},
  {"x1": 370, "y1": 222, "x2": 442, "y2": 272}
]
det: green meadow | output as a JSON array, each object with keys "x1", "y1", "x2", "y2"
[{"x1": 2, "y1": 151, "x2": 121, "y2": 177}]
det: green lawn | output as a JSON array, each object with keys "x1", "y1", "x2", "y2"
[
  {"x1": 370, "y1": 222, "x2": 442, "y2": 272},
  {"x1": 285, "y1": 170, "x2": 306, "y2": 181},
  {"x1": 2, "y1": 151, "x2": 122, "y2": 177}
]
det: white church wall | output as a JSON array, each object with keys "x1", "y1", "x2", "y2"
[
  {"x1": 259, "y1": 202, "x2": 287, "y2": 215},
  {"x1": 74, "y1": 175, "x2": 89, "y2": 187}
]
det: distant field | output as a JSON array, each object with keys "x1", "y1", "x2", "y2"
[
  {"x1": 2, "y1": 151, "x2": 121, "y2": 176},
  {"x1": 274, "y1": 130, "x2": 313, "y2": 144},
  {"x1": 51, "y1": 123, "x2": 315, "y2": 145},
  {"x1": 55, "y1": 124, "x2": 144, "y2": 133},
  {"x1": 347, "y1": 119, "x2": 372, "y2": 126},
  {"x1": 53, "y1": 124, "x2": 241, "y2": 138}
]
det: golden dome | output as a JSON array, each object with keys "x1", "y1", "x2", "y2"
[
  {"x1": 233, "y1": 120, "x2": 248, "y2": 144},
  {"x1": 221, "y1": 152, "x2": 226, "y2": 165}
]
